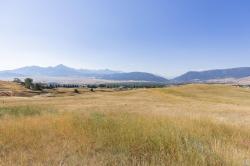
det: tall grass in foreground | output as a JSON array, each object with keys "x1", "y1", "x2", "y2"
[
  {"x1": 0, "y1": 106, "x2": 42, "y2": 117},
  {"x1": 0, "y1": 109, "x2": 250, "y2": 165}
]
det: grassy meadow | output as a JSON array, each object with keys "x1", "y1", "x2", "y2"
[{"x1": 0, "y1": 84, "x2": 250, "y2": 165}]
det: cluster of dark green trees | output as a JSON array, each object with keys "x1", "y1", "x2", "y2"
[
  {"x1": 95, "y1": 82, "x2": 165, "y2": 89},
  {"x1": 13, "y1": 78, "x2": 43, "y2": 91},
  {"x1": 45, "y1": 84, "x2": 79, "y2": 89}
]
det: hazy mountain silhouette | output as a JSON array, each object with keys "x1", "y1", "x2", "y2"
[
  {"x1": 0, "y1": 64, "x2": 168, "y2": 83},
  {"x1": 173, "y1": 67, "x2": 250, "y2": 83}
]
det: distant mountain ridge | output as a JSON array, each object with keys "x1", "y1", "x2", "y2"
[
  {"x1": 100, "y1": 72, "x2": 168, "y2": 82},
  {"x1": 3, "y1": 65, "x2": 250, "y2": 84},
  {"x1": 173, "y1": 67, "x2": 250, "y2": 83},
  {"x1": 0, "y1": 65, "x2": 168, "y2": 83},
  {"x1": 7, "y1": 64, "x2": 120, "y2": 77}
]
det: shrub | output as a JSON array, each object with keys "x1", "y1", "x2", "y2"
[
  {"x1": 32, "y1": 83, "x2": 43, "y2": 91},
  {"x1": 24, "y1": 78, "x2": 33, "y2": 89},
  {"x1": 74, "y1": 89, "x2": 79, "y2": 93}
]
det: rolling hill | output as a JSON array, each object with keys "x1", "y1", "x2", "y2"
[{"x1": 1, "y1": 84, "x2": 250, "y2": 165}]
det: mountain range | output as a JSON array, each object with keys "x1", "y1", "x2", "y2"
[
  {"x1": 2, "y1": 65, "x2": 250, "y2": 84},
  {"x1": 0, "y1": 65, "x2": 168, "y2": 83},
  {"x1": 172, "y1": 67, "x2": 250, "y2": 84}
]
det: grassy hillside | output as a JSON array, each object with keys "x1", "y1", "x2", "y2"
[
  {"x1": 0, "y1": 81, "x2": 26, "y2": 92},
  {"x1": 0, "y1": 81, "x2": 38, "y2": 97},
  {"x1": 0, "y1": 84, "x2": 250, "y2": 165}
]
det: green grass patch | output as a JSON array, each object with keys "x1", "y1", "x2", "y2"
[{"x1": 0, "y1": 106, "x2": 55, "y2": 117}]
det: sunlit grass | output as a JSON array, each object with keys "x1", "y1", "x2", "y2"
[
  {"x1": 1, "y1": 84, "x2": 250, "y2": 165},
  {"x1": 0, "y1": 110, "x2": 249, "y2": 165}
]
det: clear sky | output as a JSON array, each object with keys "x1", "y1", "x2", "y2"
[{"x1": 0, "y1": 0, "x2": 249, "y2": 77}]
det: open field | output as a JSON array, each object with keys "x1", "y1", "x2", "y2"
[{"x1": 0, "y1": 83, "x2": 250, "y2": 165}]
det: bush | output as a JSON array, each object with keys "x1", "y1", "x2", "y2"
[
  {"x1": 74, "y1": 89, "x2": 79, "y2": 93},
  {"x1": 32, "y1": 83, "x2": 43, "y2": 91},
  {"x1": 24, "y1": 78, "x2": 33, "y2": 89}
]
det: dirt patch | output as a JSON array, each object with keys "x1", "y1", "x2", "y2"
[{"x1": 0, "y1": 91, "x2": 13, "y2": 96}]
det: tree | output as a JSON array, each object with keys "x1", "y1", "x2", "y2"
[
  {"x1": 87, "y1": 84, "x2": 97, "y2": 89},
  {"x1": 99, "y1": 84, "x2": 106, "y2": 88},
  {"x1": 32, "y1": 83, "x2": 43, "y2": 91},
  {"x1": 24, "y1": 78, "x2": 33, "y2": 89},
  {"x1": 13, "y1": 78, "x2": 22, "y2": 83}
]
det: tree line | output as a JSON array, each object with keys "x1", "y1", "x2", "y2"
[{"x1": 13, "y1": 78, "x2": 166, "y2": 91}]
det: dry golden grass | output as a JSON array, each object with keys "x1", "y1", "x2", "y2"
[
  {"x1": 0, "y1": 81, "x2": 25, "y2": 91},
  {"x1": 0, "y1": 81, "x2": 38, "y2": 97},
  {"x1": 0, "y1": 84, "x2": 250, "y2": 165}
]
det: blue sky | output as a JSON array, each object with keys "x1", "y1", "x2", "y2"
[{"x1": 0, "y1": 0, "x2": 249, "y2": 77}]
